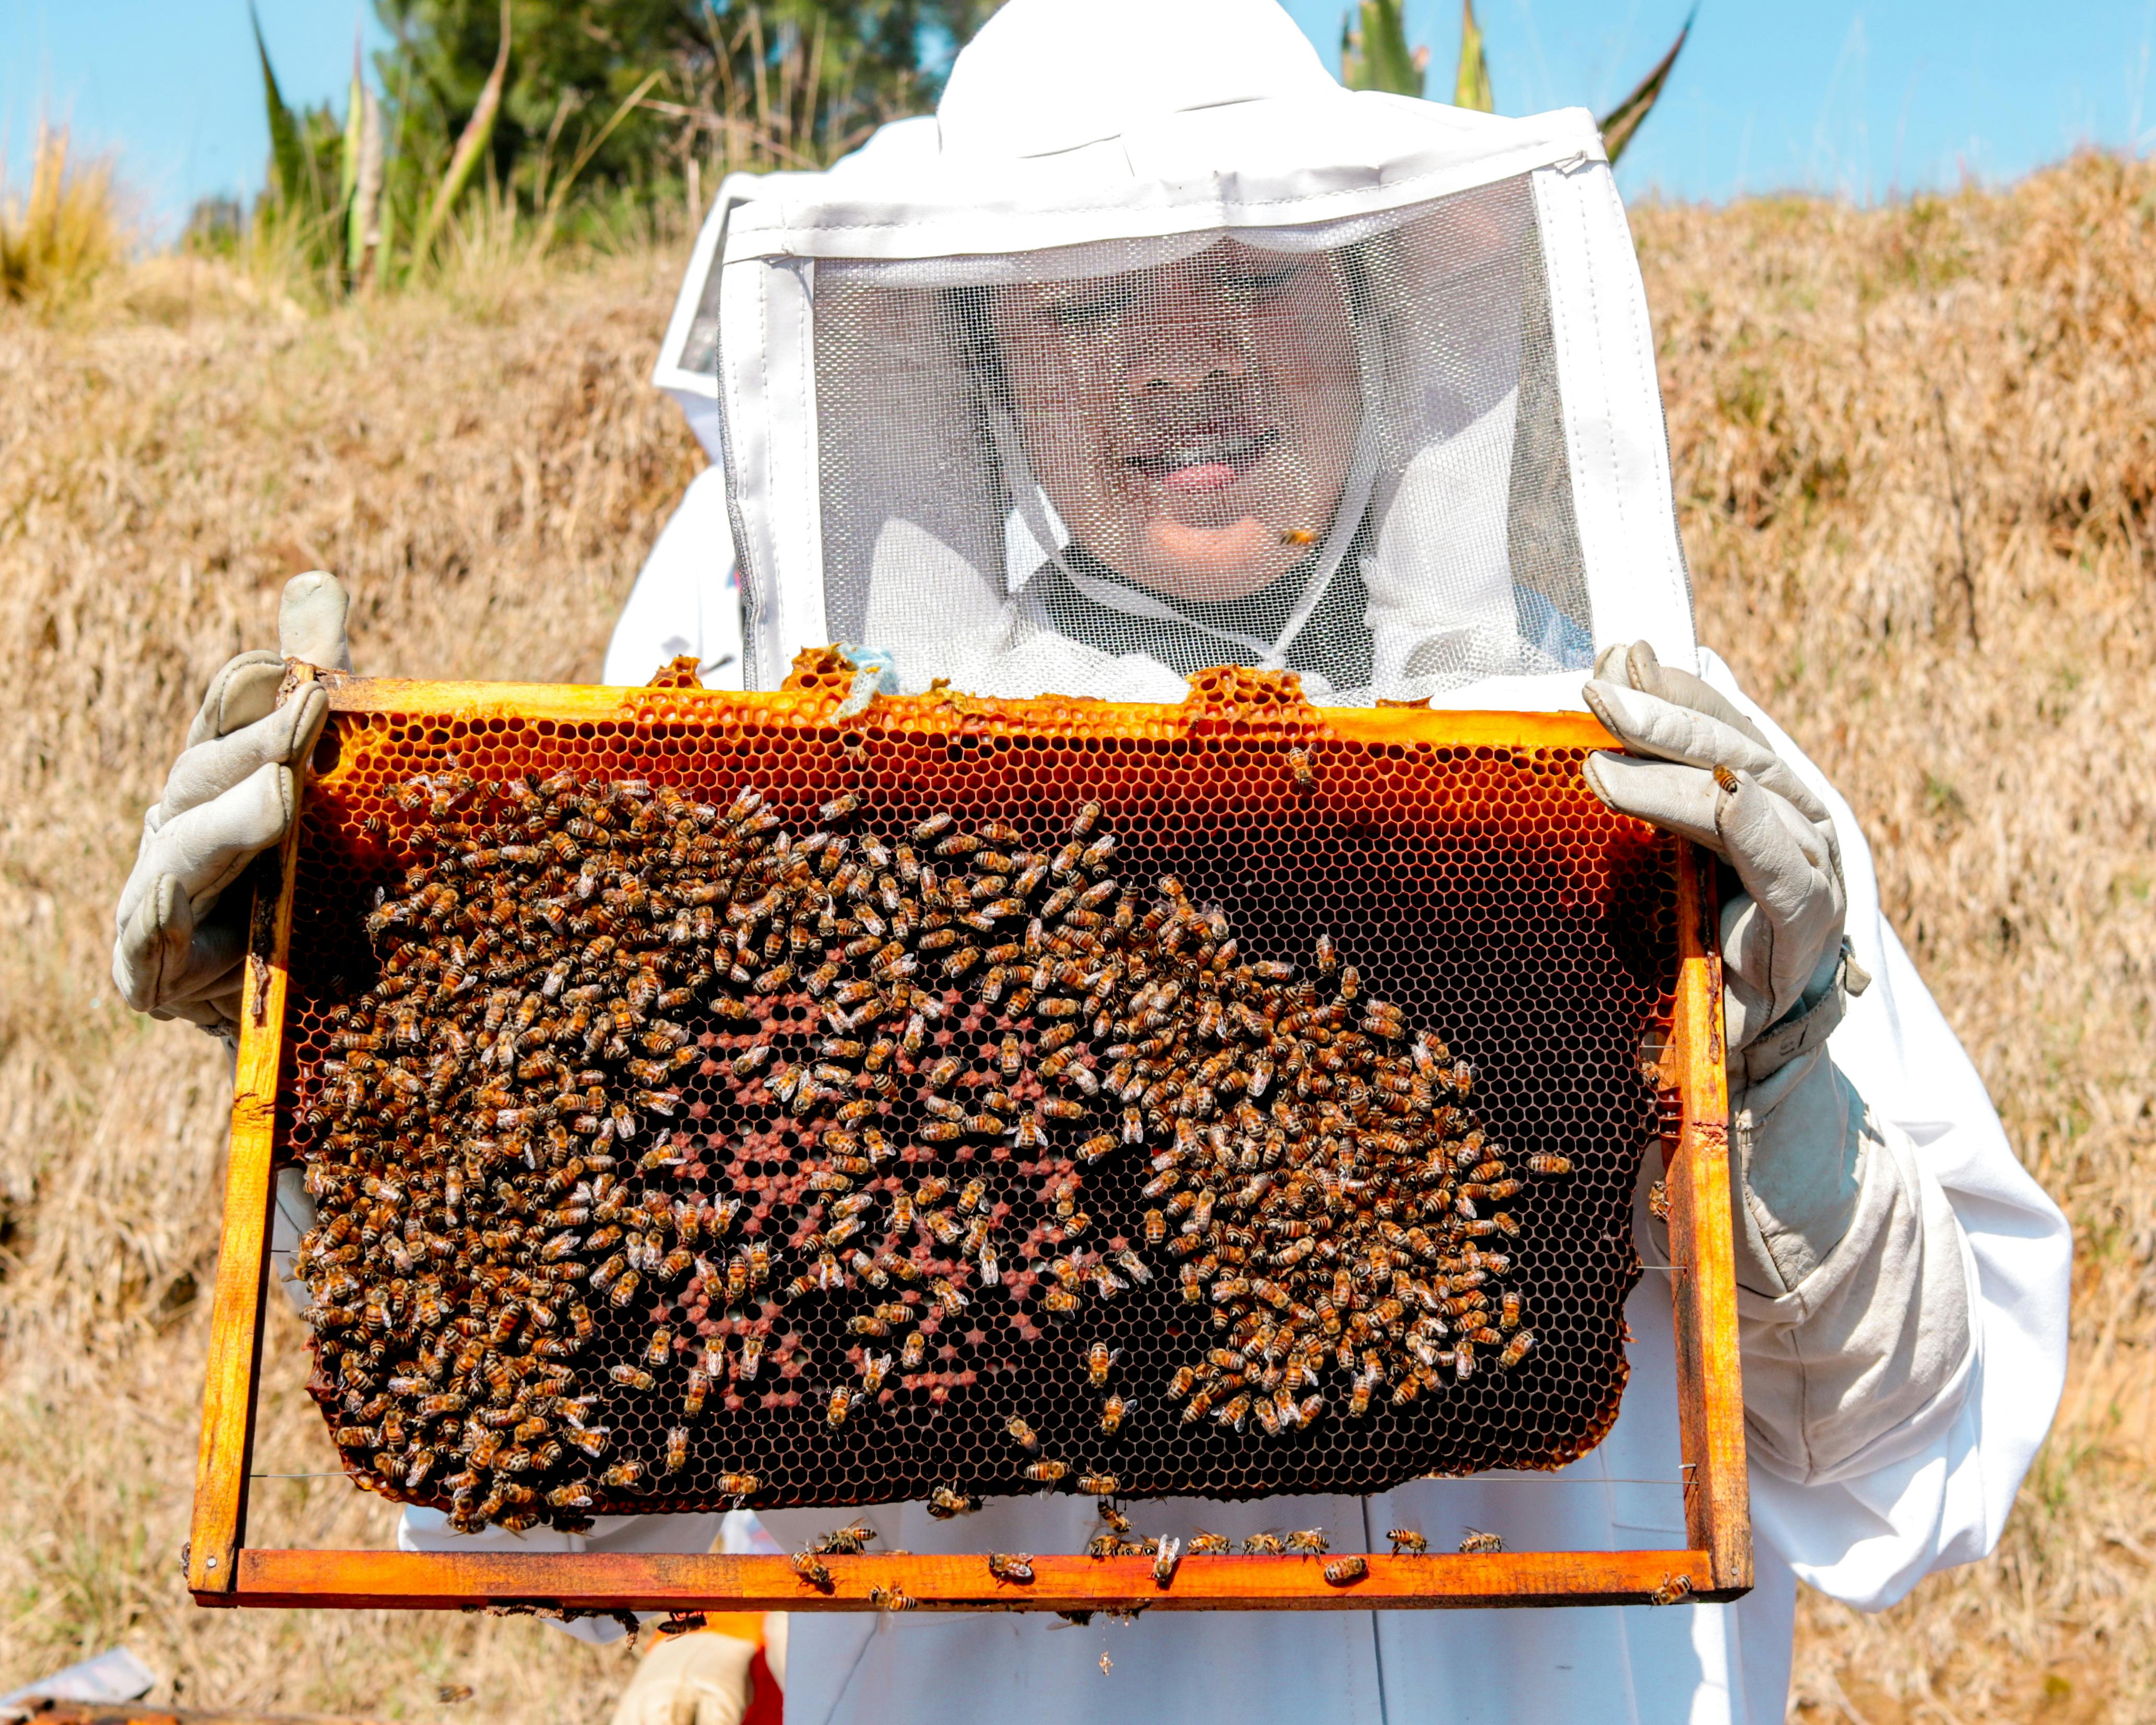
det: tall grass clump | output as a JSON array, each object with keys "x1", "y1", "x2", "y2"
[{"x1": 0, "y1": 125, "x2": 124, "y2": 314}]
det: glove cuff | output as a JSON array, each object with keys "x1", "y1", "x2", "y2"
[{"x1": 1731, "y1": 937, "x2": 1867, "y2": 1088}]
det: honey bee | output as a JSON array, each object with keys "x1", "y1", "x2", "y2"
[
  {"x1": 987, "y1": 1552, "x2": 1035, "y2": 1585},
  {"x1": 1497, "y1": 1329, "x2": 1535, "y2": 1369},
  {"x1": 1287, "y1": 747, "x2": 1318, "y2": 795},
  {"x1": 1650, "y1": 1574, "x2": 1695, "y2": 1607},
  {"x1": 1278, "y1": 526, "x2": 1317, "y2": 547},
  {"x1": 608, "y1": 1364, "x2": 656, "y2": 1391},
  {"x1": 662, "y1": 1427, "x2": 689, "y2": 1474},
  {"x1": 900, "y1": 1331, "x2": 927, "y2": 1372},
  {"x1": 601, "y1": 1460, "x2": 645, "y2": 1488},
  {"x1": 1284, "y1": 1528, "x2": 1329, "y2": 1555},
  {"x1": 1023, "y1": 1459, "x2": 1070, "y2": 1484},
  {"x1": 790, "y1": 1551, "x2": 835, "y2": 1591},
  {"x1": 1006, "y1": 1414, "x2": 1040, "y2": 1451},
  {"x1": 826, "y1": 1386, "x2": 852, "y2": 1426},
  {"x1": 1323, "y1": 1556, "x2": 1368, "y2": 1586},
  {"x1": 1526, "y1": 1152, "x2": 1572, "y2": 1176},
  {"x1": 868, "y1": 1585, "x2": 919, "y2": 1612},
  {"x1": 717, "y1": 1472, "x2": 761, "y2": 1498},
  {"x1": 1095, "y1": 1502, "x2": 1133, "y2": 1537},
  {"x1": 812, "y1": 1519, "x2": 874, "y2": 1555},
  {"x1": 1188, "y1": 1531, "x2": 1233, "y2": 1556},
  {"x1": 1241, "y1": 1533, "x2": 1285, "y2": 1556},
  {"x1": 1087, "y1": 1342, "x2": 1119, "y2": 1387},
  {"x1": 1388, "y1": 1529, "x2": 1428, "y2": 1555},
  {"x1": 928, "y1": 1485, "x2": 980, "y2": 1519},
  {"x1": 645, "y1": 1327, "x2": 673, "y2": 1368},
  {"x1": 1648, "y1": 1179, "x2": 1671, "y2": 1222},
  {"x1": 1076, "y1": 1472, "x2": 1120, "y2": 1496},
  {"x1": 1457, "y1": 1529, "x2": 1505, "y2": 1555}
]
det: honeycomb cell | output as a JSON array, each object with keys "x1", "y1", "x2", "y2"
[{"x1": 273, "y1": 668, "x2": 1677, "y2": 1535}]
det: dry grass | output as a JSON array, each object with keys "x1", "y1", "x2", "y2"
[
  {"x1": 0, "y1": 150, "x2": 2149, "y2": 1719},
  {"x1": 0, "y1": 244, "x2": 701, "y2": 1720},
  {"x1": 1, "y1": 126, "x2": 125, "y2": 314},
  {"x1": 1639, "y1": 152, "x2": 2156, "y2": 1722}
]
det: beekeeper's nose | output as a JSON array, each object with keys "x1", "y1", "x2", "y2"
[{"x1": 1126, "y1": 303, "x2": 1252, "y2": 398}]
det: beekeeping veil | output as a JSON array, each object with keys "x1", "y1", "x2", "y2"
[{"x1": 653, "y1": 0, "x2": 1696, "y2": 703}]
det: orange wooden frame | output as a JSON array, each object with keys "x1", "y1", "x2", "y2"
[{"x1": 188, "y1": 676, "x2": 1746, "y2": 1614}]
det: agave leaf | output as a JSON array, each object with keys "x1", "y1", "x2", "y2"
[
  {"x1": 1455, "y1": 0, "x2": 1495, "y2": 113},
  {"x1": 1598, "y1": 8, "x2": 1693, "y2": 164},
  {"x1": 412, "y1": 0, "x2": 511, "y2": 266},
  {"x1": 339, "y1": 28, "x2": 363, "y2": 219},
  {"x1": 250, "y1": 3, "x2": 311, "y2": 211},
  {"x1": 1341, "y1": 0, "x2": 1423, "y2": 97},
  {"x1": 350, "y1": 86, "x2": 385, "y2": 283}
]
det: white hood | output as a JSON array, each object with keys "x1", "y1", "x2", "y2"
[{"x1": 654, "y1": 0, "x2": 1696, "y2": 700}]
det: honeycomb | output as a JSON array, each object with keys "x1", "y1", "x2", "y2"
[{"x1": 276, "y1": 664, "x2": 1676, "y2": 1526}]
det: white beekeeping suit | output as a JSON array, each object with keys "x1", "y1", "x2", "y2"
[{"x1": 598, "y1": 3, "x2": 2067, "y2": 1721}]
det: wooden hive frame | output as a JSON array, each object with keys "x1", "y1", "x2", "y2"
[{"x1": 188, "y1": 670, "x2": 1746, "y2": 1616}]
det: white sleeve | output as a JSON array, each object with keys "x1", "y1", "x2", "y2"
[
  {"x1": 1697, "y1": 651, "x2": 2072, "y2": 1611},
  {"x1": 602, "y1": 467, "x2": 745, "y2": 691},
  {"x1": 1726, "y1": 1065, "x2": 1979, "y2": 1486}
]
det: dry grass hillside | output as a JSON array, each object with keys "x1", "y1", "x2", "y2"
[{"x1": 0, "y1": 153, "x2": 2151, "y2": 1721}]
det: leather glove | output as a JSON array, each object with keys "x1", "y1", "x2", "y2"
[
  {"x1": 1581, "y1": 640, "x2": 1852, "y2": 1067},
  {"x1": 112, "y1": 573, "x2": 352, "y2": 1036},
  {"x1": 607, "y1": 1628, "x2": 760, "y2": 1725},
  {"x1": 1585, "y1": 641, "x2": 1871, "y2": 1295}
]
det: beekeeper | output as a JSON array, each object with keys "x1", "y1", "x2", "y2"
[{"x1": 115, "y1": 2, "x2": 2070, "y2": 1722}]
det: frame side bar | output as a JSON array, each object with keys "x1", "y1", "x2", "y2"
[
  {"x1": 188, "y1": 684, "x2": 310, "y2": 1597},
  {"x1": 1666, "y1": 841, "x2": 1749, "y2": 1597}
]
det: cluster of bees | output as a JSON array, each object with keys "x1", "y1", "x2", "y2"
[
  {"x1": 294, "y1": 765, "x2": 1556, "y2": 1533},
  {"x1": 1116, "y1": 918, "x2": 1561, "y2": 1437},
  {"x1": 792, "y1": 1504, "x2": 1513, "y2": 1607}
]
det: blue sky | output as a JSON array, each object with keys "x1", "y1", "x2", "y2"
[
  {"x1": 5, "y1": 1, "x2": 2156, "y2": 235},
  {"x1": 1275, "y1": 0, "x2": 2156, "y2": 203}
]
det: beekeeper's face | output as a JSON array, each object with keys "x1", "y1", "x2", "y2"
[{"x1": 992, "y1": 240, "x2": 1361, "y2": 602}]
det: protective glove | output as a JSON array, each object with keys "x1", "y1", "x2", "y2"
[
  {"x1": 1581, "y1": 640, "x2": 1852, "y2": 1062},
  {"x1": 112, "y1": 573, "x2": 352, "y2": 1037},
  {"x1": 1583, "y1": 640, "x2": 1871, "y2": 1294},
  {"x1": 607, "y1": 1628, "x2": 760, "y2": 1725}
]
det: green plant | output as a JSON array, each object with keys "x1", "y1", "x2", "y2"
[
  {"x1": 1340, "y1": 0, "x2": 1693, "y2": 167},
  {"x1": 1340, "y1": 0, "x2": 1428, "y2": 101},
  {"x1": 409, "y1": 0, "x2": 514, "y2": 267},
  {"x1": 237, "y1": 0, "x2": 990, "y2": 302}
]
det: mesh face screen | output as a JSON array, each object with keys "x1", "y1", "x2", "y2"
[
  {"x1": 801, "y1": 177, "x2": 1592, "y2": 704},
  {"x1": 277, "y1": 680, "x2": 1673, "y2": 1530}
]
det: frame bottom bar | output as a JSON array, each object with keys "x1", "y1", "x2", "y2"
[{"x1": 207, "y1": 1549, "x2": 1730, "y2": 1613}]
